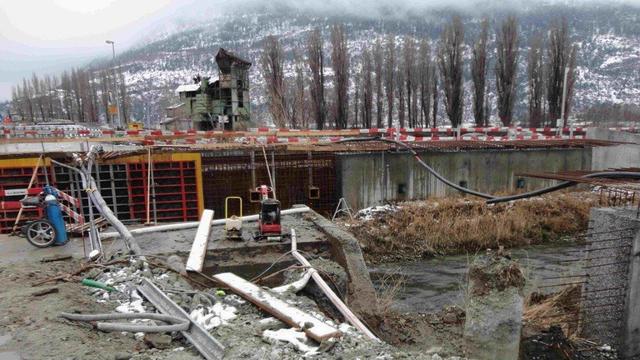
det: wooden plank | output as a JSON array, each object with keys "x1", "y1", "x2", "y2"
[
  {"x1": 185, "y1": 209, "x2": 214, "y2": 272},
  {"x1": 213, "y1": 272, "x2": 341, "y2": 342}
]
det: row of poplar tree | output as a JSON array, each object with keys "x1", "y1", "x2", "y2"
[
  {"x1": 260, "y1": 16, "x2": 577, "y2": 130},
  {"x1": 9, "y1": 67, "x2": 130, "y2": 125}
]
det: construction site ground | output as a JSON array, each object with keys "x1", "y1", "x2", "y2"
[
  {"x1": 0, "y1": 215, "x2": 466, "y2": 359},
  {"x1": 0, "y1": 193, "x2": 625, "y2": 360}
]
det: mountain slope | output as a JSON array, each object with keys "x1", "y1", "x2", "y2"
[{"x1": 116, "y1": 3, "x2": 640, "y2": 127}]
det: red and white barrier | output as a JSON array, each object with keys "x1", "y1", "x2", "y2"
[{"x1": 1, "y1": 124, "x2": 591, "y2": 144}]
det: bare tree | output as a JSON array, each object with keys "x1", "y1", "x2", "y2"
[
  {"x1": 396, "y1": 54, "x2": 406, "y2": 127},
  {"x1": 495, "y1": 16, "x2": 519, "y2": 126},
  {"x1": 362, "y1": 46, "x2": 374, "y2": 128},
  {"x1": 60, "y1": 71, "x2": 73, "y2": 120},
  {"x1": 384, "y1": 34, "x2": 396, "y2": 128},
  {"x1": 11, "y1": 86, "x2": 24, "y2": 120},
  {"x1": 527, "y1": 34, "x2": 545, "y2": 128},
  {"x1": 432, "y1": 67, "x2": 438, "y2": 128},
  {"x1": 471, "y1": 19, "x2": 489, "y2": 127},
  {"x1": 353, "y1": 61, "x2": 361, "y2": 128},
  {"x1": 546, "y1": 17, "x2": 578, "y2": 126},
  {"x1": 100, "y1": 70, "x2": 112, "y2": 125},
  {"x1": 330, "y1": 24, "x2": 349, "y2": 129},
  {"x1": 293, "y1": 52, "x2": 308, "y2": 129},
  {"x1": 118, "y1": 71, "x2": 129, "y2": 124},
  {"x1": 261, "y1": 35, "x2": 289, "y2": 127},
  {"x1": 44, "y1": 75, "x2": 56, "y2": 119},
  {"x1": 418, "y1": 38, "x2": 432, "y2": 128},
  {"x1": 373, "y1": 38, "x2": 384, "y2": 128},
  {"x1": 31, "y1": 73, "x2": 46, "y2": 121},
  {"x1": 307, "y1": 28, "x2": 326, "y2": 130},
  {"x1": 437, "y1": 16, "x2": 465, "y2": 128},
  {"x1": 21, "y1": 78, "x2": 35, "y2": 122},
  {"x1": 403, "y1": 36, "x2": 418, "y2": 127}
]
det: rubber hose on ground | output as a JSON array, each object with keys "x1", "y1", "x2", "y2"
[{"x1": 59, "y1": 312, "x2": 189, "y2": 332}]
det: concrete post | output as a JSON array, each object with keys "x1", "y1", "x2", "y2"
[
  {"x1": 463, "y1": 251, "x2": 525, "y2": 360},
  {"x1": 581, "y1": 208, "x2": 640, "y2": 358}
]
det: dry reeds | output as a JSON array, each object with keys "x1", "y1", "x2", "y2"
[
  {"x1": 376, "y1": 270, "x2": 407, "y2": 318},
  {"x1": 349, "y1": 192, "x2": 597, "y2": 263},
  {"x1": 523, "y1": 285, "x2": 581, "y2": 338}
]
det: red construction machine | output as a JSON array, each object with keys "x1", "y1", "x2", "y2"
[{"x1": 254, "y1": 185, "x2": 284, "y2": 241}]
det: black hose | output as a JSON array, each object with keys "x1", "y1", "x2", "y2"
[
  {"x1": 486, "y1": 172, "x2": 640, "y2": 204},
  {"x1": 332, "y1": 136, "x2": 640, "y2": 204}
]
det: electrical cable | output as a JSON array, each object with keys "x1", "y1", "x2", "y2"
[{"x1": 331, "y1": 136, "x2": 640, "y2": 204}]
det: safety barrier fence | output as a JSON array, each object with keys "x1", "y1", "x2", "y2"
[{"x1": 1, "y1": 125, "x2": 588, "y2": 145}]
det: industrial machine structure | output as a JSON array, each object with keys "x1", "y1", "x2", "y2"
[
  {"x1": 167, "y1": 48, "x2": 252, "y2": 131},
  {"x1": 254, "y1": 185, "x2": 284, "y2": 241}
]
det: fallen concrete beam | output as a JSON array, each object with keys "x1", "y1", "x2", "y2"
[
  {"x1": 100, "y1": 206, "x2": 311, "y2": 240},
  {"x1": 213, "y1": 272, "x2": 341, "y2": 342},
  {"x1": 306, "y1": 211, "x2": 379, "y2": 319},
  {"x1": 290, "y1": 229, "x2": 379, "y2": 342},
  {"x1": 186, "y1": 209, "x2": 214, "y2": 272}
]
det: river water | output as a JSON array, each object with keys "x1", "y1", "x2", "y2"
[{"x1": 369, "y1": 243, "x2": 585, "y2": 313}]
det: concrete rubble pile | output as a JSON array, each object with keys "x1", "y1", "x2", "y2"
[{"x1": 72, "y1": 255, "x2": 460, "y2": 359}]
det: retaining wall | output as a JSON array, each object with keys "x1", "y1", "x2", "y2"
[
  {"x1": 588, "y1": 128, "x2": 640, "y2": 170},
  {"x1": 337, "y1": 148, "x2": 592, "y2": 210}
]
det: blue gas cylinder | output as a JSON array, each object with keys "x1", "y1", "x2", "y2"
[{"x1": 43, "y1": 187, "x2": 68, "y2": 245}]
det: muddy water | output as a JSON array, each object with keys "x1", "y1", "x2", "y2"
[{"x1": 369, "y1": 243, "x2": 584, "y2": 313}]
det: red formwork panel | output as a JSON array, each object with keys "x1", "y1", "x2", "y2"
[
  {"x1": 127, "y1": 161, "x2": 199, "y2": 223},
  {"x1": 0, "y1": 160, "x2": 52, "y2": 233}
]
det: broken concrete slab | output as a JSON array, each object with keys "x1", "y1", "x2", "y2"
[{"x1": 463, "y1": 251, "x2": 525, "y2": 360}]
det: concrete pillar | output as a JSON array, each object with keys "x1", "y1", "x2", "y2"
[
  {"x1": 581, "y1": 208, "x2": 640, "y2": 358},
  {"x1": 463, "y1": 252, "x2": 525, "y2": 360}
]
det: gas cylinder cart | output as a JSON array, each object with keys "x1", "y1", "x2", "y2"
[{"x1": 20, "y1": 186, "x2": 69, "y2": 248}]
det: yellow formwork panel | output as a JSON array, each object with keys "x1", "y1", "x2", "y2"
[{"x1": 0, "y1": 157, "x2": 51, "y2": 169}]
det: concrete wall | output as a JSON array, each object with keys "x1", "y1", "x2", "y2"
[
  {"x1": 581, "y1": 208, "x2": 640, "y2": 359},
  {"x1": 588, "y1": 128, "x2": 640, "y2": 170},
  {"x1": 337, "y1": 148, "x2": 592, "y2": 210}
]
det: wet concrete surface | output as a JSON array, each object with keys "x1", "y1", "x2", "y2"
[
  {"x1": 369, "y1": 243, "x2": 584, "y2": 313},
  {"x1": 0, "y1": 234, "x2": 85, "y2": 266},
  {"x1": 0, "y1": 333, "x2": 19, "y2": 360}
]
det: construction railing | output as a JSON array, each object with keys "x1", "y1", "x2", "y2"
[{"x1": 1, "y1": 125, "x2": 589, "y2": 145}]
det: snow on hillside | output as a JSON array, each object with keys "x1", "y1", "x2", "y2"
[{"x1": 116, "y1": 5, "x2": 640, "y2": 127}]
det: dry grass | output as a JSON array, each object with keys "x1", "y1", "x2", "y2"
[
  {"x1": 349, "y1": 192, "x2": 598, "y2": 263},
  {"x1": 523, "y1": 285, "x2": 582, "y2": 338},
  {"x1": 375, "y1": 270, "x2": 407, "y2": 318}
]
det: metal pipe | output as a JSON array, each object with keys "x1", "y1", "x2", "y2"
[
  {"x1": 100, "y1": 206, "x2": 312, "y2": 240},
  {"x1": 83, "y1": 149, "x2": 141, "y2": 255},
  {"x1": 50, "y1": 159, "x2": 102, "y2": 257}
]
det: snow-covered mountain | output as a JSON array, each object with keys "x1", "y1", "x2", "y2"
[{"x1": 113, "y1": 2, "x2": 640, "y2": 127}]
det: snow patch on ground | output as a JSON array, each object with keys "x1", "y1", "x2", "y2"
[
  {"x1": 262, "y1": 328, "x2": 320, "y2": 356},
  {"x1": 189, "y1": 302, "x2": 238, "y2": 330},
  {"x1": 356, "y1": 204, "x2": 400, "y2": 221}
]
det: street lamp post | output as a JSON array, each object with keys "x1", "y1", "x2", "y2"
[{"x1": 105, "y1": 40, "x2": 122, "y2": 129}]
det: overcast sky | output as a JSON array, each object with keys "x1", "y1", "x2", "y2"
[
  {"x1": 1, "y1": 0, "x2": 639, "y2": 101},
  {"x1": 0, "y1": 0, "x2": 194, "y2": 100}
]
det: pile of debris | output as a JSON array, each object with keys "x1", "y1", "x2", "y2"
[{"x1": 63, "y1": 252, "x2": 468, "y2": 359}]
